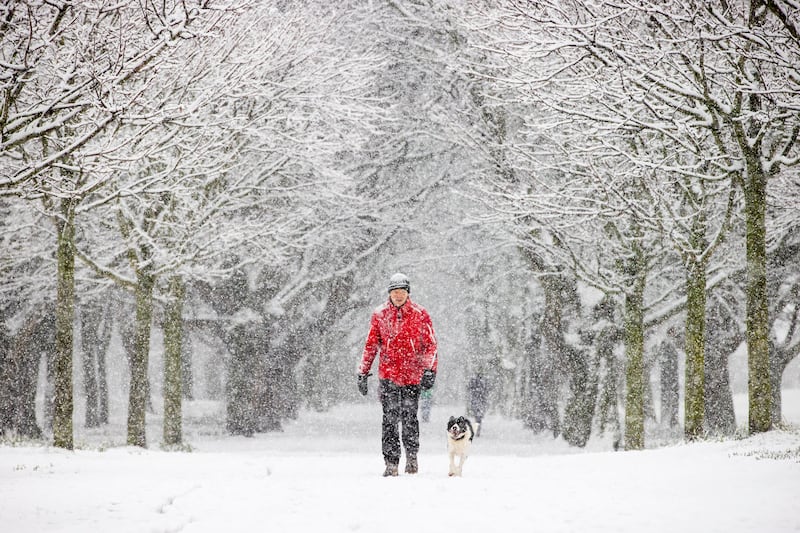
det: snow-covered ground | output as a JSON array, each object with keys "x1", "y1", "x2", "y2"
[{"x1": 2, "y1": 391, "x2": 799, "y2": 533}]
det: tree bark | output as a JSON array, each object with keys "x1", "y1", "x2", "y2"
[
  {"x1": 53, "y1": 198, "x2": 77, "y2": 449},
  {"x1": 623, "y1": 243, "x2": 647, "y2": 451},
  {"x1": 744, "y1": 162, "x2": 772, "y2": 434},
  {"x1": 163, "y1": 276, "x2": 185, "y2": 446},
  {"x1": 127, "y1": 270, "x2": 155, "y2": 447},
  {"x1": 98, "y1": 331, "x2": 109, "y2": 425},
  {"x1": 704, "y1": 300, "x2": 739, "y2": 437},
  {"x1": 596, "y1": 320, "x2": 622, "y2": 448},
  {"x1": 562, "y1": 344, "x2": 596, "y2": 448},
  {"x1": 538, "y1": 272, "x2": 574, "y2": 439},
  {"x1": 705, "y1": 345, "x2": 737, "y2": 437},
  {"x1": 770, "y1": 343, "x2": 798, "y2": 426},
  {"x1": 0, "y1": 309, "x2": 50, "y2": 439},
  {"x1": 766, "y1": 230, "x2": 800, "y2": 425},
  {"x1": 79, "y1": 306, "x2": 100, "y2": 428},
  {"x1": 658, "y1": 333, "x2": 680, "y2": 430},
  {"x1": 225, "y1": 324, "x2": 259, "y2": 436},
  {"x1": 521, "y1": 316, "x2": 559, "y2": 435},
  {"x1": 684, "y1": 260, "x2": 707, "y2": 440},
  {"x1": 79, "y1": 303, "x2": 112, "y2": 428}
]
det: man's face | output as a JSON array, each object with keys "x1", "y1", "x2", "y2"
[{"x1": 389, "y1": 288, "x2": 409, "y2": 307}]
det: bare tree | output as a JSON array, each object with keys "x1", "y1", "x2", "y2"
[
  {"x1": 454, "y1": 0, "x2": 800, "y2": 445},
  {"x1": 1, "y1": 1, "x2": 246, "y2": 449}
]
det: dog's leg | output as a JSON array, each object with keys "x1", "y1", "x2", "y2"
[
  {"x1": 448, "y1": 452, "x2": 457, "y2": 476},
  {"x1": 459, "y1": 454, "x2": 467, "y2": 476}
]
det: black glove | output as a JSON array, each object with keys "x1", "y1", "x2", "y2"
[
  {"x1": 420, "y1": 369, "x2": 436, "y2": 390},
  {"x1": 357, "y1": 373, "x2": 371, "y2": 396}
]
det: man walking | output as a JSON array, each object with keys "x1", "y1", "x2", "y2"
[{"x1": 357, "y1": 273, "x2": 438, "y2": 476}]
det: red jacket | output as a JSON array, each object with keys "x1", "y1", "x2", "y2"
[{"x1": 359, "y1": 297, "x2": 438, "y2": 386}]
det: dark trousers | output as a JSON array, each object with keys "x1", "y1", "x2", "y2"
[{"x1": 380, "y1": 379, "x2": 420, "y2": 465}]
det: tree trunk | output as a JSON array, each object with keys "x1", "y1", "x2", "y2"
[
  {"x1": 80, "y1": 301, "x2": 113, "y2": 427},
  {"x1": 704, "y1": 345, "x2": 736, "y2": 436},
  {"x1": 658, "y1": 334, "x2": 680, "y2": 430},
  {"x1": 521, "y1": 319, "x2": 560, "y2": 434},
  {"x1": 744, "y1": 162, "x2": 771, "y2": 434},
  {"x1": 253, "y1": 321, "x2": 284, "y2": 432},
  {"x1": 526, "y1": 335, "x2": 560, "y2": 436},
  {"x1": 519, "y1": 247, "x2": 563, "y2": 437},
  {"x1": 80, "y1": 306, "x2": 99, "y2": 427},
  {"x1": 43, "y1": 348, "x2": 54, "y2": 431},
  {"x1": 596, "y1": 322, "x2": 622, "y2": 448},
  {"x1": 53, "y1": 198, "x2": 77, "y2": 450},
  {"x1": 97, "y1": 332, "x2": 109, "y2": 425},
  {"x1": 704, "y1": 301, "x2": 739, "y2": 437},
  {"x1": 623, "y1": 246, "x2": 647, "y2": 451},
  {"x1": 770, "y1": 344, "x2": 796, "y2": 426},
  {"x1": 561, "y1": 345, "x2": 596, "y2": 448},
  {"x1": 225, "y1": 324, "x2": 259, "y2": 436},
  {"x1": 684, "y1": 260, "x2": 707, "y2": 440},
  {"x1": 127, "y1": 270, "x2": 155, "y2": 447},
  {"x1": 0, "y1": 310, "x2": 50, "y2": 439},
  {"x1": 163, "y1": 275, "x2": 185, "y2": 446},
  {"x1": 0, "y1": 319, "x2": 11, "y2": 434},
  {"x1": 182, "y1": 334, "x2": 194, "y2": 401},
  {"x1": 529, "y1": 270, "x2": 594, "y2": 447},
  {"x1": 257, "y1": 363, "x2": 285, "y2": 433},
  {"x1": 538, "y1": 273, "x2": 572, "y2": 439}
]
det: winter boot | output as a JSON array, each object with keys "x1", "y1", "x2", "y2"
[
  {"x1": 405, "y1": 456, "x2": 418, "y2": 474},
  {"x1": 383, "y1": 463, "x2": 399, "y2": 477}
]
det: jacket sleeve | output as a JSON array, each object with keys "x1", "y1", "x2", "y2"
[
  {"x1": 358, "y1": 312, "x2": 381, "y2": 375},
  {"x1": 420, "y1": 310, "x2": 438, "y2": 372}
]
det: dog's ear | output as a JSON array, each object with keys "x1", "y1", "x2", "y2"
[{"x1": 448, "y1": 416, "x2": 455, "y2": 425}]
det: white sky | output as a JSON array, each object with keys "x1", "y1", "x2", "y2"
[{"x1": 2, "y1": 391, "x2": 799, "y2": 533}]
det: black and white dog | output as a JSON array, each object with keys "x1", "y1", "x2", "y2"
[{"x1": 446, "y1": 416, "x2": 474, "y2": 477}]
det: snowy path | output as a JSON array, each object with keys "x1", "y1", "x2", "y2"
[{"x1": 1, "y1": 399, "x2": 800, "y2": 533}]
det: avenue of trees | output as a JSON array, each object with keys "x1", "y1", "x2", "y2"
[{"x1": 1, "y1": 1, "x2": 798, "y2": 452}]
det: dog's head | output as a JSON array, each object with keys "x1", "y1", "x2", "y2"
[{"x1": 447, "y1": 416, "x2": 474, "y2": 441}]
